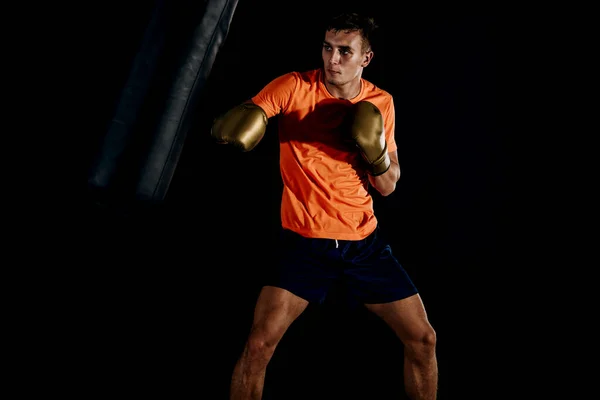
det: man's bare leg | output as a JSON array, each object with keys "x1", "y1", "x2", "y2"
[
  {"x1": 230, "y1": 286, "x2": 309, "y2": 400},
  {"x1": 365, "y1": 294, "x2": 438, "y2": 400}
]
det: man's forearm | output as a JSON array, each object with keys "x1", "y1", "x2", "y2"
[{"x1": 368, "y1": 159, "x2": 400, "y2": 197}]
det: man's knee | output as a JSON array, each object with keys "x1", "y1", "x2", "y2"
[
  {"x1": 406, "y1": 325, "x2": 437, "y2": 358},
  {"x1": 421, "y1": 326, "x2": 437, "y2": 351},
  {"x1": 245, "y1": 333, "x2": 278, "y2": 364}
]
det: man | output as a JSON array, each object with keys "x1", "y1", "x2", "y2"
[{"x1": 211, "y1": 12, "x2": 438, "y2": 400}]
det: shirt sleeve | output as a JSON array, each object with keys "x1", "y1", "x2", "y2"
[
  {"x1": 250, "y1": 72, "x2": 298, "y2": 119},
  {"x1": 381, "y1": 95, "x2": 397, "y2": 153}
]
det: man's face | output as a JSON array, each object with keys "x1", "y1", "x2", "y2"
[{"x1": 322, "y1": 29, "x2": 373, "y2": 86}]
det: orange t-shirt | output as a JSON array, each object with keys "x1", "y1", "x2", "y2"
[{"x1": 251, "y1": 68, "x2": 397, "y2": 240}]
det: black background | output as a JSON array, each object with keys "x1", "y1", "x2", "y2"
[{"x1": 83, "y1": 1, "x2": 528, "y2": 398}]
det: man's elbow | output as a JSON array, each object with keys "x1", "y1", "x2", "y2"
[
  {"x1": 377, "y1": 182, "x2": 396, "y2": 197},
  {"x1": 370, "y1": 177, "x2": 396, "y2": 197}
]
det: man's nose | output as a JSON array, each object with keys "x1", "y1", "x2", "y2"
[{"x1": 329, "y1": 52, "x2": 341, "y2": 65}]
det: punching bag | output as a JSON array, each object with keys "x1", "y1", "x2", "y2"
[
  {"x1": 87, "y1": 0, "x2": 239, "y2": 207},
  {"x1": 87, "y1": 0, "x2": 168, "y2": 202},
  {"x1": 134, "y1": 0, "x2": 239, "y2": 203}
]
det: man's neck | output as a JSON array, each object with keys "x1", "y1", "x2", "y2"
[{"x1": 323, "y1": 73, "x2": 362, "y2": 100}]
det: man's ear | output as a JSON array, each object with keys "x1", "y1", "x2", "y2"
[{"x1": 362, "y1": 50, "x2": 374, "y2": 67}]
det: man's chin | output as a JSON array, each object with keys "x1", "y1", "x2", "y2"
[{"x1": 324, "y1": 70, "x2": 338, "y2": 83}]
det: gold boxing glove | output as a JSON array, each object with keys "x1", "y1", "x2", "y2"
[
  {"x1": 211, "y1": 102, "x2": 268, "y2": 152},
  {"x1": 349, "y1": 101, "x2": 391, "y2": 176}
]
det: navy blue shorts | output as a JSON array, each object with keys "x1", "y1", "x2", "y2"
[{"x1": 266, "y1": 226, "x2": 418, "y2": 304}]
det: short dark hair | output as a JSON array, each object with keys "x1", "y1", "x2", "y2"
[{"x1": 325, "y1": 12, "x2": 379, "y2": 53}]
